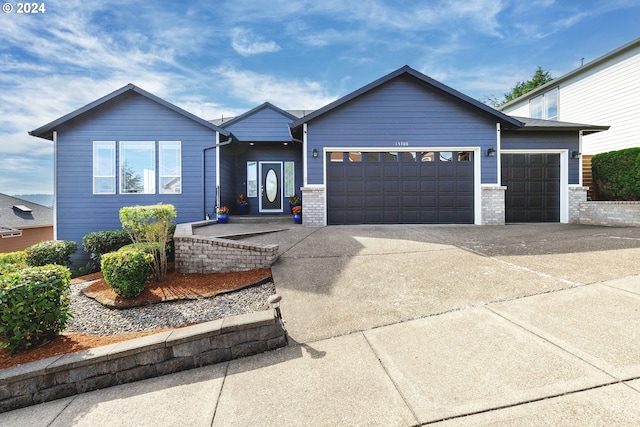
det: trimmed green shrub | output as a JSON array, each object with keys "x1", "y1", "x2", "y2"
[
  {"x1": 82, "y1": 229, "x2": 133, "y2": 263},
  {"x1": 592, "y1": 147, "x2": 640, "y2": 200},
  {"x1": 100, "y1": 250, "x2": 153, "y2": 298},
  {"x1": 25, "y1": 240, "x2": 78, "y2": 267},
  {"x1": 120, "y1": 204, "x2": 176, "y2": 281},
  {"x1": 0, "y1": 251, "x2": 27, "y2": 275},
  {"x1": 0, "y1": 265, "x2": 72, "y2": 354}
]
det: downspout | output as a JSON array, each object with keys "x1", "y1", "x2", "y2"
[
  {"x1": 302, "y1": 123, "x2": 308, "y2": 186},
  {"x1": 496, "y1": 123, "x2": 501, "y2": 185},
  {"x1": 578, "y1": 130, "x2": 584, "y2": 187},
  {"x1": 202, "y1": 133, "x2": 233, "y2": 220},
  {"x1": 52, "y1": 131, "x2": 58, "y2": 240}
]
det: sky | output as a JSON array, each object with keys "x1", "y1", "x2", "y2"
[{"x1": 0, "y1": 0, "x2": 638, "y2": 195}]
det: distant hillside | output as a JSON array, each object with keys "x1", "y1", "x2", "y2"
[{"x1": 13, "y1": 194, "x2": 53, "y2": 207}]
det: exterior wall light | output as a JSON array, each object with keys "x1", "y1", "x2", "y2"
[
  {"x1": 312, "y1": 148, "x2": 319, "y2": 158},
  {"x1": 572, "y1": 151, "x2": 582, "y2": 159},
  {"x1": 487, "y1": 147, "x2": 496, "y2": 157}
]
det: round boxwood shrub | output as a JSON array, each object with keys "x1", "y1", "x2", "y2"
[
  {"x1": 25, "y1": 240, "x2": 78, "y2": 267},
  {"x1": 100, "y1": 250, "x2": 153, "y2": 298},
  {"x1": 0, "y1": 264, "x2": 72, "y2": 354}
]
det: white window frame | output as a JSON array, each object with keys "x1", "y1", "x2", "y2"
[
  {"x1": 93, "y1": 141, "x2": 116, "y2": 194},
  {"x1": 159, "y1": 141, "x2": 182, "y2": 194},
  {"x1": 119, "y1": 141, "x2": 156, "y2": 194},
  {"x1": 529, "y1": 88, "x2": 558, "y2": 120}
]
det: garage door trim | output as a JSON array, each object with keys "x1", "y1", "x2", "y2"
[
  {"x1": 500, "y1": 149, "x2": 569, "y2": 223},
  {"x1": 322, "y1": 147, "x2": 482, "y2": 224}
]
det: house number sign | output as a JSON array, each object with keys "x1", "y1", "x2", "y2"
[{"x1": 395, "y1": 141, "x2": 409, "y2": 147}]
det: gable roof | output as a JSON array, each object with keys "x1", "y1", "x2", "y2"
[
  {"x1": 218, "y1": 102, "x2": 299, "y2": 128},
  {"x1": 500, "y1": 37, "x2": 640, "y2": 109},
  {"x1": 512, "y1": 116, "x2": 610, "y2": 135},
  {"x1": 29, "y1": 84, "x2": 230, "y2": 140},
  {"x1": 290, "y1": 65, "x2": 523, "y2": 130},
  {"x1": 0, "y1": 193, "x2": 53, "y2": 231}
]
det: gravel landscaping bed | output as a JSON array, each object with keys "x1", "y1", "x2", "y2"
[{"x1": 65, "y1": 280, "x2": 277, "y2": 336}]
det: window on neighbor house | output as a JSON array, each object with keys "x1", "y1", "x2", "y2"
[
  {"x1": 530, "y1": 87, "x2": 558, "y2": 120},
  {"x1": 120, "y1": 141, "x2": 156, "y2": 194},
  {"x1": 93, "y1": 141, "x2": 116, "y2": 194},
  {"x1": 159, "y1": 141, "x2": 182, "y2": 194}
]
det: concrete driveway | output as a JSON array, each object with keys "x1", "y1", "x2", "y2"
[{"x1": 243, "y1": 223, "x2": 640, "y2": 343}]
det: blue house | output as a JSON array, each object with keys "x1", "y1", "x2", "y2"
[{"x1": 30, "y1": 66, "x2": 607, "y2": 263}]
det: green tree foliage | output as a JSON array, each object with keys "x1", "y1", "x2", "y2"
[
  {"x1": 489, "y1": 67, "x2": 554, "y2": 107},
  {"x1": 119, "y1": 204, "x2": 176, "y2": 281},
  {"x1": 592, "y1": 148, "x2": 640, "y2": 200}
]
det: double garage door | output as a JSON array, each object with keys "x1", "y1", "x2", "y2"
[{"x1": 326, "y1": 151, "x2": 474, "y2": 224}]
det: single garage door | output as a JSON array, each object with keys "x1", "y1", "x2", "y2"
[
  {"x1": 326, "y1": 151, "x2": 474, "y2": 224},
  {"x1": 502, "y1": 153, "x2": 560, "y2": 223}
]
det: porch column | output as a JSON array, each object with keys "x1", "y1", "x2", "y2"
[{"x1": 300, "y1": 186, "x2": 326, "y2": 227}]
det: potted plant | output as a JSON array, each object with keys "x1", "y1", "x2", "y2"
[
  {"x1": 292, "y1": 205, "x2": 302, "y2": 224},
  {"x1": 289, "y1": 194, "x2": 301, "y2": 213},
  {"x1": 217, "y1": 206, "x2": 229, "y2": 224},
  {"x1": 236, "y1": 194, "x2": 249, "y2": 215}
]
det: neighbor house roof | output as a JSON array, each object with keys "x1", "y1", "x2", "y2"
[
  {"x1": 500, "y1": 37, "x2": 640, "y2": 109},
  {"x1": 290, "y1": 65, "x2": 524, "y2": 130},
  {"x1": 0, "y1": 193, "x2": 53, "y2": 233},
  {"x1": 29, "y1": 84, "x2": 231, "y2": 140},
  {"x1": 513, "y1": 117, "x2": 610, "y2": 135}
]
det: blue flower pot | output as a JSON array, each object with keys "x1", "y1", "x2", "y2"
[
  {"x1": 289, "y1": 203, "x2": 300, "y2": 213},
  {"x1": 237, "y1": 203, "x2": 249, "y2": 215},
  {"x1": 293, "y1": 214, "x2": 302, "y2": 224},
  {"x1": 217, "y1": 213, "x2": 229, "y2": 224}
]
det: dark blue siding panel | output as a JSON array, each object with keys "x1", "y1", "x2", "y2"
[
  {"x1": 502, "y1": 132, "x2": 580, "y2": 184},
  {"x1": 232, "y1": 145, "x2": 303, "y2": 215},
  {"x1": 224, "y1": 107, "x2": 294, "y2": 142},
  {"x1": 55, "y1": 91, "x2": 219, "y2": 263},
  {"x1": 305, "y1": 75, "x2": 499, "y2": 185}
]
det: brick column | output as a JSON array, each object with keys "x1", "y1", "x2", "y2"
[
  {"x1": 481, "y1": 186, "x2": 506, "y2": 225},
  {"x1": 300, "y1": 186, "x2": 326, "y2": 227},
  {"x1": 568, "y1": 186, "x2": 589, "y2": 224}
]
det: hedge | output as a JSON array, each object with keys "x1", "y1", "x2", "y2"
[
  {"x1": 82, "y1": 229, "x2": 133, "y2": 263},
  {"x1": 0, "y1": 265, "x2": 72, "y2": 354},
  {"x1": 25, "y1": 240, "x2": 78, "y2": 267},
  {"x1": 592, "y1": 147, "x2": 640, "y2": 201}
]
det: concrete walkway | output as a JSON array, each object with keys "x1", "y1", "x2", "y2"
[{"x1": 2, "y1": 224, "x2": 640, "y2": 425}]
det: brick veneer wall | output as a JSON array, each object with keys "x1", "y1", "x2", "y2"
[
  {"x1": 569, "y1": 186, "x2": 589, "y2": 224},
  {"x1": 578, "y1": 201, "x2": 640, "y2": 227},
  {"x1": 481, "y1": 186, "x2": 506, "y2": 225},
  {"x1": 301, "y1": 186, "x2": 326, "y2": 227},
  {"x1": 0, "y1": 311, "x2": 287, "y2": 413},
  {"x1": 174, "y1": 222, "x2": 278, "y2": 274}
]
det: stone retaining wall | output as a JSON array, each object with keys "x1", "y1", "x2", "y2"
[
  {"x1": 174, "y1": 222, "x2": 278, "y2": 273},
  {"x1": 577, "y1": 201, "x2": 640, "y2": 227},
  {"x1": 0, "y1": 311, "x2": 287, "y2": 413}
]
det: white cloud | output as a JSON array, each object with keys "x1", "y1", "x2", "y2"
[
  {"x1": 231, "y1": 28, "x2": 281, "y2": 56},
  {"x1": 212, "y1": 66, "x2": 337, "y2": 109}
]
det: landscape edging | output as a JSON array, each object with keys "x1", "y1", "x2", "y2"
[{"x1": 0, "y1": 310, "x2": 287, "y2": 413}]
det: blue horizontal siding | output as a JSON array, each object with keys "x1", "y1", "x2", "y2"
[
  {"x1": 502, "y1": 131, "x2": 580, "y2": 184},
  {"x1": 55, "y1": 91, "x2": 219, "y2": 263},
  {"x1": 306, "y1": 75, "x2": 499, "y2": 185},
  {"x1": 224, "y1": 106, "x2": 294, "y2": 142}
]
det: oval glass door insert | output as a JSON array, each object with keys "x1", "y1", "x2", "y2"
[{"x1": 265, "y1": 168, "x2": 278, "y2": 202}]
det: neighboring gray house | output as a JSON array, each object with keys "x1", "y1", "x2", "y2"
[
  {"x1": 0, "y1": 193, "x2": 53, "y2": 253},
  {"x1": 30, "y1": 66, "x2": 607, "y2": 263}
]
